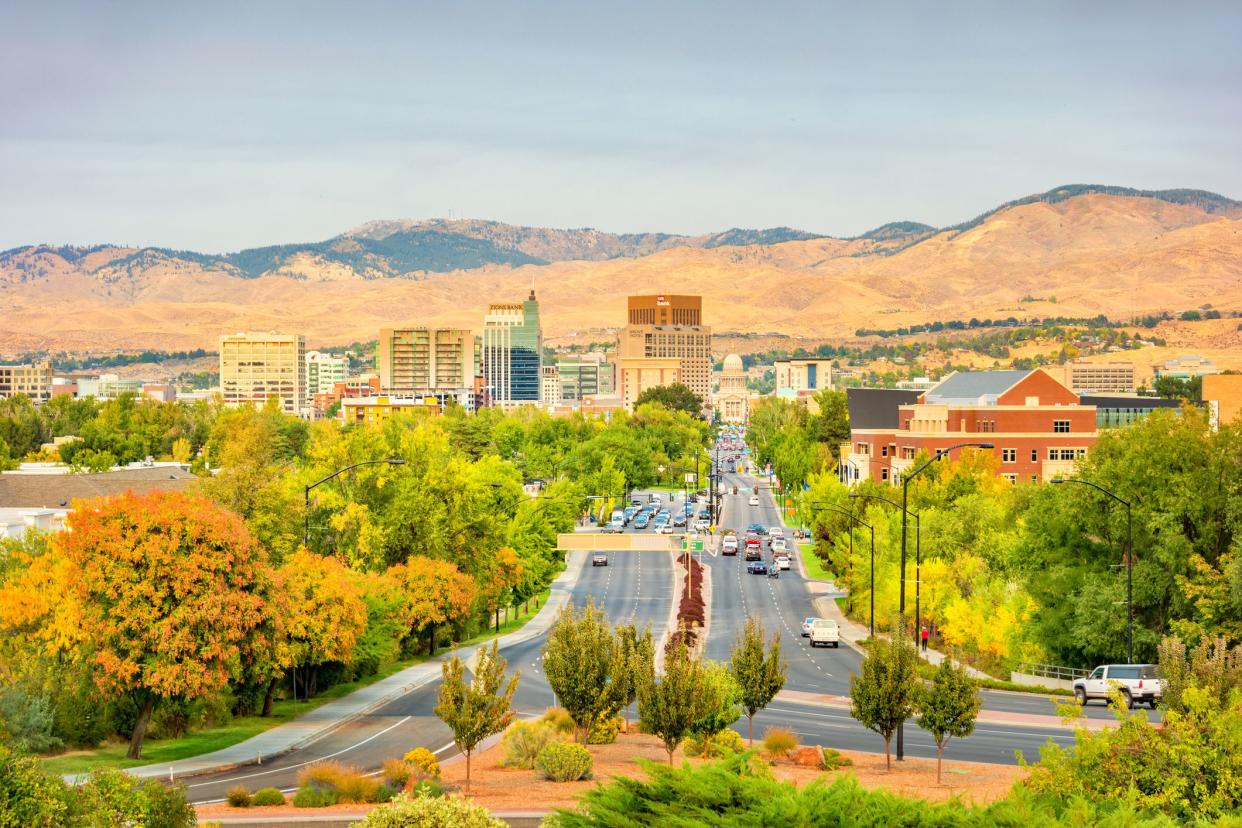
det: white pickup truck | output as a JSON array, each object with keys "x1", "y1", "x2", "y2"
[
  {"x1": 808, "y1": 619, "x2": 840, "y2": 648},
  {"x1": 1072, "y1": 664, "x2": 1164, "y2": 709}
]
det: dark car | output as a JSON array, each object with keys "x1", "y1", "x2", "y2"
[
  {"x1": 673, "y1": 514, "x2": 688, "y2": 527},
  {"x1": 747, "y1": 523, "x2": 767, "y2": 536},
  {"x1": 592, "y1": 554, "x2": 608, "y2": 567},
  {"x1": 747, "y1": 560, "x2": 767, "y2": 575}
]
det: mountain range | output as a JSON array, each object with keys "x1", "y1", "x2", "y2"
[{"x1": 1, "y1": 184, "x2": 1240, "y2": 355}]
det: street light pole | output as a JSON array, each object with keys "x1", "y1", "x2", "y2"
[
  {"x1": 811, "y1": 503, "x2": 875, "y2": 638},
  {"x1": 304, "y1": 458, "x2": 406, "y2": 550},
  {"x1": 1051, "y1": 478, "x2": 1134, "y2": 663}
]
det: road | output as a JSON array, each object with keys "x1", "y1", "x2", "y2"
[{"x1": 186, "y1": 545, "x2": 674, "y2": 803}]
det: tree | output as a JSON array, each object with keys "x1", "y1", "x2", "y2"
[
  {"x1": 277, "y1": 549, "x2": 368, "y2": 701},
  {"x1": 634, "y1": 383, "x2": 703, "y2": 417},
  {"x1": 387, "y1": 556, "x2": 477, "y2": 654},
  {"x1": 850, "y1": 625, "x2": 919, "y2": 770},
  {"x1": 53, "y1": 491, "x2": 273, "y2": 759},
  {"x1": 729, "y1": 617, "x2": 786, "y2": 744},
  {"x1": 611, "y1": 623, "x2": 655, "y2": 729},
  {"x1": 434, "y1": 641, "x2": 518, "y2": 789},
  {"x1": 916, "y1": 658, "x2": 981, "y2": 783},
  {"x1": 638, "y1": 638, "x2": 720, "y2": 764},
  {"x1": 687, "y1": 661, "x2": 742, "y2": 754},
  {"x1": 542, "y1": 600, "x2": 623, "y2": 742}
]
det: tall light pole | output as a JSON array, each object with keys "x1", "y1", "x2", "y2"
[
  {"x1": 811, "y1": 503, "x2": 875, "y2": 637},
  {"x1": 1051, "y1": 478, "x2": 1134, "y2": 663},
  {"x1": 304, "y1": 458, "x2": 405, "y2": 550},
  {"x1": 849, "y1": 492, "x2": 919, "y2": 638},
  {"x1": 892, "y1": 441, "x2": 993, "y2": 760}
]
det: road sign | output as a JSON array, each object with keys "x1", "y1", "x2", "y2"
[{"x1": 683, "y1": 537, "x2": 704, "y2": 552}]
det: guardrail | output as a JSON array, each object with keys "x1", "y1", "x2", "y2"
[{"x1": 1016, "y1": 662, "x2": 1090, "y2": 681}]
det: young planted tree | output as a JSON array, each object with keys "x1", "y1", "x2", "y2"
[
  {"x1": 729, "y1": 617, "x2": 786, "y2": 744},
  {"x1": 54, "y1": 491, "x2": 273, "y2": 759},
  {"x1": 687, "y1": 661, "x2": 743, "y2": 755},
  {"x1": 542, "y1": 599, "x2": 621, "y2": 742},
  {"x1": 638, "y1": 639, "x2": 722, "y2": 764},
  {"x1": 850, "y1": 625, "x2": 920, "y2": 770},
  {"x1": 434, "y1": 641, "x2": 519, "y2": 789},
  {"x1": 611, "y1": 623, "x2": 655, "y2": 730},
  {"x1": 916, "y1": 658, "x2": 982, "y2": 783}
]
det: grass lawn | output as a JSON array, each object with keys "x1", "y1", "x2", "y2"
[
  {"x1": 41, "y1": 586, "x2": 552, "y2": 776},
  {"x1": 798, "y1": 541, "x2": 834, "y2": 582}
]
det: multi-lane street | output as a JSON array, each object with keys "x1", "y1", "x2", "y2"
[{"x1": 184, "y1": 441, "x2": 1099, "y2": 801}]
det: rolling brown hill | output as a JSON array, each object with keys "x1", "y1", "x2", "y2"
[{"x1": 1, "y1": 186, "x2": 1240, "y2": 356}]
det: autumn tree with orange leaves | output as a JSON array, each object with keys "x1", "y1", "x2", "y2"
[
  {"x1": 387, "y1": 556, "x2": 477, "y2": 655},
  {"x1": 51, "y1": 491, "x2": 273, "y2": 759},
  {"x1": 276, "y1": 548, "x2": 368, "y2": 701}
]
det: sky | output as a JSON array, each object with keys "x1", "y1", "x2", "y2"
[{"x1": 2, "y1": 1, "x2": 1240, "y2": 252}]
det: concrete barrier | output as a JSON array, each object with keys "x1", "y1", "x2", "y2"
[{"x1": 1010, "y1": 671, "x2": 1074, "y2": 693}]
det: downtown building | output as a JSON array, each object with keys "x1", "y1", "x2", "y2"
[
  {"x1": 219, "y1": 331, "x2": 307, "y2": 415},
  {"x1": 618, "y1": 294, "x2": 712, "y2": 411},
  {"x1": 841, "y1": 369, "x2": 1099, "y2": 485},
  {"x1": 481, "y1": 291, "x2": 543, "y2": 407},
  {"x1": 0, "y1": 361, "x2": 52, "y2": 403},
  {"x1": 376, "y1": 328, "x2": 472, "y2": 393},
  {"x1": 306, "y1": 351, "x2": 349, "y2": 397}
]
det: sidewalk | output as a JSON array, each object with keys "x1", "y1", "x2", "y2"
[{"x1": 113, "y1": 551, "x2": 589, "y2": 782}]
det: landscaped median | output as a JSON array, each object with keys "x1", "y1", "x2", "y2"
[{"x1": 40, "y1": 586, "x2": 553, "y2": 777}]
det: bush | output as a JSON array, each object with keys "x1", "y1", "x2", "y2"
[
  {"x1": 762, "y1": 727, "x2": 798, "y2": 759},
  {"x1": 402, "y1": 746, "x2": 441, "y2": 779},
  {"x1": 337, "y1": 773, "x2": 382, "y2": 804},
  {"x1": 822, "y1": 747, "x2": 853, "y2": 769},
  {"x1": 297, "y1": 759, "x2": 353, "y2": 790},
  {"x1": 541, "y1": 707, "x2": 576, "y2": 735},
  {"x1": 409, "y1": 779, "x2": 444, "y2": 798},
  {"x1": 382, "y1": 757, "x2": 412, "y2": 788},
  {"x1": 684, "y1": 728, "x2": 746, "y2": 758},
  {"x1": 535, "y1": 740, "x2": 594, "y2": 782},
  {"x1": 353, "y1": 792, "x2": 505, "y2": 827},
  {"x1": 500, "y1": 720, "x2": 559, "y2": 769},
  {"x1": 251, "y1": 787, "x2": 286, "y2": 806},
  {"x1": 292, "y1": 784, "x2": 339, "y2": 808},
  {"x1": 375, "y1": 782, "x2": 397, "y2": 803},
  {"x1": 0, "y1": 685, "x2": 63, "y2": 753},
  {"x1": 0, "y1": 744, "x2": 68, "y2": 826},
  {"x1": 225, "y1": 785, "x2": 252, "y2": 807},
  {"x1": 59, "y1": 767, "x2": 196, "y2": 827},
  {"x1": 587, "y1": 716, "x2": 622, "y2": 745}
]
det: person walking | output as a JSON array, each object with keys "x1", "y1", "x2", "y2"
[{"x1": 920, "y1": 625, "x2": 930, "y2": 653}]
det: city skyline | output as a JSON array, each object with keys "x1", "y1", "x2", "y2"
[{"x1": 2, "y1": 2, "x2": 1239, "y2": 251}]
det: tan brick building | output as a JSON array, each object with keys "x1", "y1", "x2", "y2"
[
  {"x1": 619, "y1": 295, "x2": 712, "y2": 410},
  {"x1": 0, "y1": 362, "x2": 52, "y2": 403},
  {"x1": 1063, "y1": 361, "x2": 1136, "y2": 394},
  {"x1": 219, "y1": 332, "x2": 306, "y2": 415},
  {"x1": 377, "y1": 328, "x2": 471, "y2": 393}
]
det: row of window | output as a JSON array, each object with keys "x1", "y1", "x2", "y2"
[{"x1": 857, "y1": 443, "x2": 1088, "y2": 464}]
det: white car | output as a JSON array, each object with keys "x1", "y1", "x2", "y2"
[
  {"x1": 801, "y1": 617, "x2": 817, "y2": 637},
  {"x1": 658, "y1": 522, "x2": 675, "y2": 534},
  {"x1": 774, "y1": 554, "x2": 791, "y2": 570},
  {"x1": 770, "y1": 538, "x2": 787, "y2": 554},
  {"x1": 748, "y1": 495, "x2": 760, "y2": 506},
  {"x1": 721, "y1": 536, "x2": 739, "y2": 555},
  {"x1": 768, "y1": 527, "x2": 785, "y2": 540},
  {"x1": 809, "y1": 619, "x2": 841, "y2": 648}
]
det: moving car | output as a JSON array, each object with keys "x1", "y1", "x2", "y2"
[
  {"x1": 592, "y1": 553, "x2": 608, "y2": 567},
  {"x1": 693, "y1": 518, "x2": 710, "y2": 531},
  {"x1": 747, "y1": 560, "x2": 767, "y2": 575},
  {"x1": 633, "y1": 514, "x2": 650, "y2": 529},
  {"x1": 768, "y1": 527, "x2": 785, "y2": 541},
  {"x1": 774, "y1": 554, "x2": 791, "y2": 570},
  {"x1": 801, "y1": 617, "x2": 818, "y2": 637},
  {"x1": 747, "y1": 523, "x2": 766, "y2": 536},
  {"x1": 1072, "y1": 664, "x2": 1164, "y2": 709},
  {"x1": 658, "y1": 521, "x2": 675, "y2": 534},
  {"x1": 748, "y1": 495, "x2": 760, "y2": 506},
  {"x1": 721, "y1": 536, "x2": 739, "y2": 555},
  {"x1": 809, "y1": 619, "x2": 840, "y2": 648},
  {"x1": 770, "y1": 538, "x2": 788, "y2": 555}
]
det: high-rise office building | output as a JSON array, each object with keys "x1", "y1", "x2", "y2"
[
  {"x1": 481, "y1": 291, "x2": 543, "y2": 406},
  {"x1": 377, "y1": 328, "x2": 471, "y2": 393},
  {"x1": 0, "y1": 362, "x2": 52, "y2": 403},
  {"x1": 555, "y1": 352, "x2": 615, "y2": 401},
  {"x1": 306, "y1": 351, "x2": 349, "y2": 396},
  {"x1": 219, "y1": 332, "x2": 306, "y2": 415},
  {"x1": 619, "y1": 294, "x2": 711, "y2": 410}
]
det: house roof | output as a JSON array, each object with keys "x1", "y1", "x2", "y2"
[
  {"x1": 0, "y1": 466, "x2": 197, "y2": 509},
  {"x1": 922, "y1": 371, "x2": 1032, "y2": 405},
  {"x1": 847, "y1": 388, "x2": 921, "y2": 429}
]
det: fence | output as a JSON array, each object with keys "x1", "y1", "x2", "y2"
[{"x1": 1011, "y1": 661, "x2": 1090, "y2": 692}]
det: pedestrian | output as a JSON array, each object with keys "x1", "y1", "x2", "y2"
[{"x1": 920, "y1": 625, "x2": 930, "y2": 653}]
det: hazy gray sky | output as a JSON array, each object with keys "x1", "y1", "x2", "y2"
[{"x1": 3, "y1": 1, "x2": 1239, "y2": 251}]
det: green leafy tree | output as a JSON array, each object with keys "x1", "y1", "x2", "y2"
[
  {"x1": 729, "y1": 617, "x2": 786, "y2": 744},
  {"x1": 916, "y1": 658, "x2": 982, "y2": 782},
  {"x1": 611, "y1": 623, "x2": 655, "y2": 729},
  {"x1": 542, "y1": 600, "x2": 623, "y2": 742},
  {"x1": 638, "y1": 639, "x2": 722, "y2": 764},
  {"x1": 634, "y1": 383, "x2": 703, "y2": 417},
  {"x1": 434, "y1": 642, "x2": 519, "y2": 790},
  {"x1": 687, "y1": 661, "x2": 743, "y2": 754},
  {"x1": 850, "y1": 624, "x2": 920, "y2": 769}
]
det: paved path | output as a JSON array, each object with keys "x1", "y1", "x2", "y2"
[{"x1": 116, "y1": 551, "x2": 591, "y2": 782}]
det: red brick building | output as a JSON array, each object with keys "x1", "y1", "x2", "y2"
[{"x1": 843, "y1": 369, "x2": 1098, "y2": 485}]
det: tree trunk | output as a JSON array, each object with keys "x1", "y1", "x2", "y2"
[
  {"x1": 465, "y1": 748, "x2": 472, "y2": 791},
  {"x1": 127, "y1": 695, "x2": 157, "y2": 760},
  {"x1": 884, "y1": 736, "x2": 891, "y2": 771},
  {"x1": 748, "y1": 714, "x2": 754, "y2": 746},
  {"x1": 936, "y1": 744, "x2": 943, "y2": 784},
  {"x1": 261, "y1": 677, "x2": 278, "y2": 717},
  {"x1": 428, "y1": 622, "x2": 436, "y2": 656},
  {"x1": 667, "y1": 745, "x2": 675, "y2": 766}
]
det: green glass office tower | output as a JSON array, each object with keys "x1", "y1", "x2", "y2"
[{"x1": 481, "y1": 290, "x2": 543, "y2": 405}]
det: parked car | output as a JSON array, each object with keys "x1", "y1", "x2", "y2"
[
  {"x1": 801, "y1": 617, "x2": 818, "y2": 637},
  {"x1": 1072, "y1": 664, "x2": 1164, "y2": 709},
  {"x1": 809, "y1": 619, "x2": 841, "y2": 648},
  {"x1": 747, "y1": 560, "x2": 768, "y2": 575},
  {"x1": 592, "y1": 553, "x2": 608, "y2": 567}
]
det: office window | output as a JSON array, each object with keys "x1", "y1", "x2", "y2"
[
  {"x1": 1054, "y1": 420, "x2": 1071, "y2": 433},
  {"x1": 880, "y1": 446, "x2": 888, "y2": 457},
  {"x1": 1031, "y1": 449, "x2": 1038, "y2": 462},
  {"x1": 881, "y1": 468, "x2": 889, "y2": 481},
  {"x1": 1002, "y1": 448, "x2": 1016, "y2": 463},
  {"x1": 1076, "y1": 448, "x2": 1087, "y2": 458}
]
